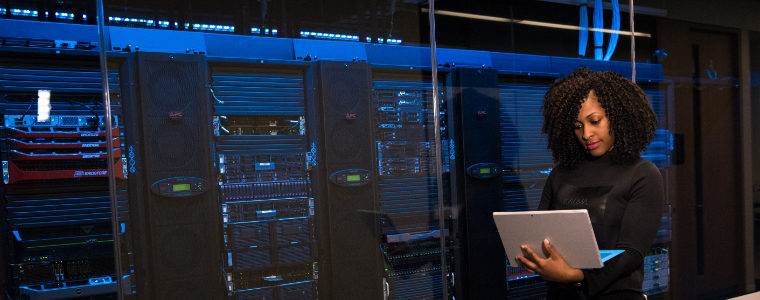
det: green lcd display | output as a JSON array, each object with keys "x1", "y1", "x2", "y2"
[
  {"x1": 172, "y1": 183, "x2": 191, "y2": 192},
  {"x1": 346, "y1": 175, "x2": 361, "y2": 182},
  {"x1": 479, "y1": 168, "x2": 491, "y2": 174}
]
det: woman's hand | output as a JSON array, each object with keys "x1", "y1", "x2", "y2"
[{"x1": 515, "y1": 239, "x2": 584, "y2": 283}]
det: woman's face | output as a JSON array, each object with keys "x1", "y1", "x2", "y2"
[{"x1": 574, "y1": 90, "x2": 614, "y2": 157}]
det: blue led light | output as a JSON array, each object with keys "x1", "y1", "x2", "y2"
[
  {"x1": 189, "y1": 23, "x2": 234, "y2": 32},
  {"x1": 158, "y1": 20, "x2": 169, "y2": 28},
  {"x1": 54, "y1": 12, "x2": 74, "y2": 20},
  {"x1": 82, "y1": 14, "x2": 87, "y2": 21},
  {"x1": 377, "y1": 37, "x2": 384, "y2": 43},
  {"x1": 264, "y1": 28, "x2": 270, "y2": 34},
  {"x1": 184, "y1": 22, "x2": 190, "y2": 29},
  {"x1": 251, "y1": 27, "x2": 260, "y2": 34},
  {"x1": 298, "y1": 30, "x2": 364, "y2": 42},
  {"x1": 272, "y1": 29, "x2": 278, "y2": 35},
  {"x1": 11, "y1": 9, "x2": 38, "y2": 17},
  {"x1": 366, "y1": 37, "x2": 372, "y2": 42},
  {"x1": 108, "y1": 16, "x2": 155, "y2": 26},
  {"x1": 0, "y1": 8, "x2": 5, "y2": 15}
]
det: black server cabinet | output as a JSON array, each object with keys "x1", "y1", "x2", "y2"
[
  {"x1": 306, "y1": 61, "x2": 385, "y2": 300},
  {"x1": 120, "y1": 52, "x2": 225, "y2": 299},
  {"x1": 446, "y1": 68, "x2": 506, "y2": 300}
]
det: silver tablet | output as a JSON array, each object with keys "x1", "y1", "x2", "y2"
[{"x1": 493, "y1": 209, "x2": 622, "y2": 269}]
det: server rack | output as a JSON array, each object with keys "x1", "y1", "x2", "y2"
[
  {"x1": 372, "y1": 70, "x2": 450, "y2": 299},
  {"x1": 210, "y1": 62, "x2": 316, "y2": 299},
  {"x1": 498, "y1": 77, "x2": 555, "y2": 299},
  {"x1": 0, "y1": 55, "x2": 124, "y2": 299}
]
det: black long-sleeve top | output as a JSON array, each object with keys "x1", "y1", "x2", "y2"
[{"x1": 538, "y1": 154, "x2": 664, "y2": 300}]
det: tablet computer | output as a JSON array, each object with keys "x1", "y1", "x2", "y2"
[{"x1": 493, "y1": 209, "x2": 623, "y2": 269}]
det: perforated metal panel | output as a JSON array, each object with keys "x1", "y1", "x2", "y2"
[
  {"x1": 0, "y1": 66, "x2": 120, "y2": 93},
  {"x1": 498, "y1": 82, "x2": 553, "y2": 212},
  {"x1": 211, "y1": 70, "x2": 304, "y2": 116}
]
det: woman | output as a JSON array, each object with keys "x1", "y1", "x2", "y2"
[{"x1": 515, "y1": 68, "x2": 664, "y2": 300}]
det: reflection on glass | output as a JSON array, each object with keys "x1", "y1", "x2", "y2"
[{"x1": 0, "y1": 0, "x2": 680, "y2": 299}]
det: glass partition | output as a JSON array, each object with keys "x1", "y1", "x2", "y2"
[
  {"x1": 1, "y1": 1, "x2": 759, "y2": 300},
  {"x1": 100, "y1": 1, "x2": 446, "y2": 300}
]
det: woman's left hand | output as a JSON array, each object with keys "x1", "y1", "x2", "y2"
[{"x1": 515, "y1": 239, "x2": 584, "y2": 283}]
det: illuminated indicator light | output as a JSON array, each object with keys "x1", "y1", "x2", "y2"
[
  {"x1": 54, "y1": 12, "x2": 74, "y2": 19},
  {"x1": 82, "y1": 14, "x2": 87, "y2": 20},
  {"x1": 12, "y1": 9, "x2": 39, "y2": 17},
  {"x1": 346, "y1": 175, "x2": 361, "y2": 182},
  {"x1": 265, "y1": 28, "x2": 270, "y2": 34},
  {"x1": 37, "y1": 90, "x2": 51, "y2": 123},
  {"x1": 172, "y1": 183, "x2": 191, "y2": 192},
  {"x1": 272, "y1": 29, "x2": 278, "y2": 35},
  {"x1": 479, "y1": 168, "x2": 491, "y2": 174},
  {"x1": 2, "y1": 161, "x2": 9, "y2": 185},
  {"x1": 366, "y1": 37, "x2": 372, "y2": 42},
  {"x1": 263, "y1": 276, "x2": 283, "y2": 282}
]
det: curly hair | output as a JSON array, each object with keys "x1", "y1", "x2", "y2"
[{"x1": 542, "y1": 68, "x2": 657, "y2": 168}]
